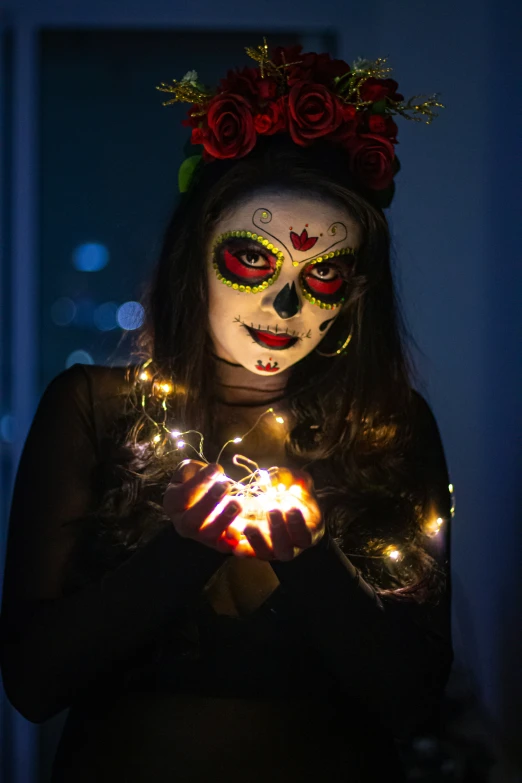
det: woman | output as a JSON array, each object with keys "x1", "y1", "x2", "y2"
[{"x1": 0, "y1": 42, "x2": 453, "y2": 782}]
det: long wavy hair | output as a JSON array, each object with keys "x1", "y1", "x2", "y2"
[{"x1": 65, "y1": 134, "x2": 446, "y2": 608}]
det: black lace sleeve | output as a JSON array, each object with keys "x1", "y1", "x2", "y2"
[
  {"x1": 270, "y1": 392, "x2": 453, "y2": 741},
  {"x1": 0, "y1": 364, "x2": 227, "y2": 723}
]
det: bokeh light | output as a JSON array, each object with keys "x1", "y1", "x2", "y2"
[
  {"x1": 51, "y1": 297, "x2": 77, "y2": 326},
  {"x1": 65, "y1": 350, "x2": 94, "y2": 368},
  {"x1": 117, "y1": 301, "x2": 145, "y2": 331},
  {"x1": 72, "y1": 243, "x2": 109, "y2": 272},
  {"x1": 94, "y1": 301, "x2": 119, "y2": 331}
]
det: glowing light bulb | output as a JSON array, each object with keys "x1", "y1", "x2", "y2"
[
  {"x1": 275, "y1": 416, "x2": 284, "y2": 424},
  {"x1": 140, "y1": 371, "x2": 149, "y2": 381},
  {"x1": 171, "y1": 430, "x2": 181, "y2": 438},
  {"x1": 233, "y1": 437, "x2": 242, "y2": 444},
  {"x1": 436, "y1": 517, "x2": 443, "y2": 527},
  {"x1": 389, "y1": 549, "x2": 400, "y2": 561},
  {"x1": 277, "y1": 483, "x2": 286, "y2": 493},
  {"x1": 160, "y1": 383, "x2": 172, "y2": 394},
  {"x1": 152, "y1": 434, "x2": 161, "y2": 443},
  {"x1": 177, "y1": 440, "x2": 185, "y2": 449},
  {"x1": 448, "y1": 483, "x2": 454, "y2": 493}
]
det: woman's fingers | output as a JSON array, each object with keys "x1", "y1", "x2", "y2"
[
  {"x1": 268, "y1": 509, "x2": 295, "y2": 561},
  {"x1": 243, "y1": 509, "x2": 299, "y2": 562},
  {"x1": 170, "y1": 458, "x2": 208, "y2": 484},
  {"x1": 243, "y1": 524, "x2": 274, "y2": 561},
  {"x1": 162, "y1": 459, "x2": 245, "y2": 554},
  {"x1": 176, "y1": 479, "x2": 230, "y2": 538},
  {"x1": 285, "y1": 508, "x2": 313, "y2": 549},
  {"x1": 163, "y1": 461, "x2": 224, "y2": 517},
  {"x1": 206, "y1": 502, "x2": 243, "y2": 553}
]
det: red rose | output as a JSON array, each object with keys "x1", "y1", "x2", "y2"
[
  {"x1": 272, "y1": 46, "x2": 350, "y2": 87},
  {"x1": 254, "y1": 96, "x2": 287, "y2": 135},
  {"x1": 190, "y1": 127, "x2": 205, "y2": 144},
  {"x1": 323, "y1": 103, "x2": 360, "y2": 144},
  {"x1": 367, "y1": 113, "x2": 399, "y2": 143},
  {"x1": 201, "y1": 94, "x2": 256, "y2": 159},
  {"x1": 219, "y1": 66, "x2": 277, "y2": 107},
  {"x1": 368, "y1": 114, "x2": 386, "y2": 133},
  {"x1": 359, "y1": 77, "x2": 404, "y2": 103},
  {"x1": 345, "y1": 134, "x2": 396, "y2": 190},
  {"x1": 383, "y1": 116, "x2": 398, "y2": 143},
  {"x1": 288, "y1": 82, "x2": 343, "y2": 145},
  {"x1": 271, "y1": 44, "x2": 304, "y2": 71},
  {"x1": 341, "y1": 104, "x2": 357, "y2": 122},
  {"x1": 288, "y1": 52, "x2": 351, "y2": 86}
]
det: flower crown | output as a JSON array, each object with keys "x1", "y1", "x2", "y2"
[{"x1": 156, "y1": 38, "x2": 444, "y2": 208}]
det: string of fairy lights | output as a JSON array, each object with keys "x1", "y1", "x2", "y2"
[{"x1": 136, "y1": 359, "x2": 455, "y2": 560}]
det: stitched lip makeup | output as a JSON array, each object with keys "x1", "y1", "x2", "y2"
[{"x1": 245, "y1": 325, "x2": 299, "y2": 351}]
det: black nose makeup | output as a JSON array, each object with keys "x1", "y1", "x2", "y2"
[{"x1": 272, "y1": 282, "x2": 300, "y2": 319}]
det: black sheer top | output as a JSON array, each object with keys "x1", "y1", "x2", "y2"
[{"x1": 0, "y1": 364, "x2": 453, "y2": 782}]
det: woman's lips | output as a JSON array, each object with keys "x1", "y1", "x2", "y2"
[{"x1": 245, "y1": 326, "x2": 299, "y2": 350}]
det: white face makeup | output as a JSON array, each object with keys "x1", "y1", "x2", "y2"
[{"x1": 206, "y1": 190, "x2": 361, "y2": 376}]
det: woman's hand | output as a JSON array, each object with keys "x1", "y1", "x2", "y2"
[
  {"x1": 162, "y1": 459, "x2": 241, "y2": 554},
  {"x1": 236, "y1": 467, "x2": 325, "y2": 562}
]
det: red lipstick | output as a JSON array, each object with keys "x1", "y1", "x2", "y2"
[{"x1": 245, "y1": 326, "x2": 299, "y2": 351}]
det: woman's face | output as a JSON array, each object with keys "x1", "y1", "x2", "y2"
[{"x1": 206, "y1": 190, "x2": 361, "y2": 376}]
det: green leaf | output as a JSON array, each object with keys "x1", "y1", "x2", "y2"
[
  {"x1": 193, "y1": 81, "x2": 211, "y2": 94},
  {"x1": 334, "y1": 72, "x2": 351, "y2": 88},
  {"x1": 371, "y1": 100, "x2": 387, "y2": 114},
  {"x1": 178, "y1": 155, "x2": 202, "y2": 193}
]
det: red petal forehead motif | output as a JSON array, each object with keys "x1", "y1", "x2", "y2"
[{"x1": 290, "y1": 228, "x2": 318, "y2": 252}]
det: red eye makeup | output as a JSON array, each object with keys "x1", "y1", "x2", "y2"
[
  {"x1": 304, "y1": 268, "x2": 344, "y2": 295},
  {"x1": 300, "y1": 253, "x2": 354, "y2": 310},
  {"x1": 212, "y1": 231, "x2": 284, "y2": 293}
]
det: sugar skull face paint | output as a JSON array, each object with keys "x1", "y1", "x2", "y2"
[{"x1": 206, "y1": 191, "x2": 361, "y2": 375}]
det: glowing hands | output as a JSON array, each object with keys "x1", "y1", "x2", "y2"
[{"x1": 162, "y1": 460, "x2": 324, "y2": 561}]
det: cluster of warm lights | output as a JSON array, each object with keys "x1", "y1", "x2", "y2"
[{"x1": 134, "y1": 360, "x2": 453, "y2": 561}]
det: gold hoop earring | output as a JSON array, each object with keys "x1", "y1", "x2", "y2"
[{"x1": 315, "y1": 329, "x2": 353, "y2": 357}]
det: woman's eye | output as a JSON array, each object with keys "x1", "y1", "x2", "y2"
[
  {"x1": 304, "y1": 263, "x2": 344, "y2": 296},
  {"x1": 216, "y1": 241, "x2": 278, "y2": 283},
  {"x1": 310, "y1": 265, "x2": 337, "y2": 281},
  {"x1": 237, "y1": 251, "x2": 269, "y2": 268}
]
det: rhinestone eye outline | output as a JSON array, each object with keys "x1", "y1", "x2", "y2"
[
  {"x1": 298, "y1": 247, "x2": 356, "y2": 310},
  {"x1": 211, "y1": 231, "x2": 284, "y2": 293}
]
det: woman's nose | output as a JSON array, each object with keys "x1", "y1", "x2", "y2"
[{"x1": 260, "y1": 281, "x2": 302, "y2": 320}]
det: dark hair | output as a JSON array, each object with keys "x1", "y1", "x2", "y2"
[{"x1": 67, "y1": 135, "x2": 445, "y2": 607}]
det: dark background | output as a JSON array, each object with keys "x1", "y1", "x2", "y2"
[{"x1": 0, "y1": 2, "x2": 520, "y2": 781}]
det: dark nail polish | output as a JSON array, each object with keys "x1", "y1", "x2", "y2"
[
  {"x1": 211, "y1": 482, "x2": 227, "y2": 498},
  {"x1": 225, "y1": 502, "x2": 240, "y2": 516}
]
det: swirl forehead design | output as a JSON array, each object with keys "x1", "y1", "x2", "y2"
[{"x1": 251, "y1": 208, "x2": 354, "y2": 266}]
